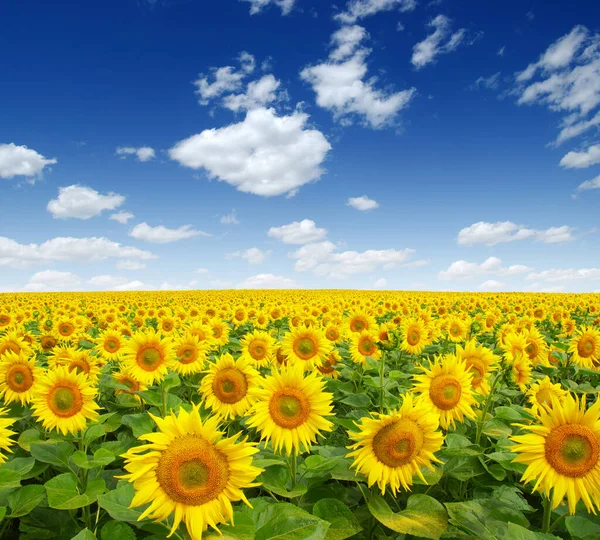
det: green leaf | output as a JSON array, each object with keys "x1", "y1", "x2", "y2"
[
  {"x1": 482, "y1": 419, "x2": 513, "y2": 439},
  {"x1": 0, "y1": 469, "x2": 21, "y2": 489},
  {"x1": 339, "y1": 394, "x2": 371, "y2": 408},
  {"x1": 101, "y1": 521, "x2": 136, "y2": 540},
  {"x1": 368, "y1": 494, "x2": 448, "y2": 540},
  {"x1": 313, "y1": 499, "x2": 362, "y2": 540},
  {"x1": 83, "y1": 423, "x2": 106, "y2": 447},
  {"x1": 161, "y1": 372, "x2": 181, "y2": 392},
  {"x1": 8, "y1": 484, "x2": 46, "y2": 517},
  {"x1": 494, "y1": 406, "x2": 525, "y2": 422},
  {"x1": 30, "y1": 441, "x2": 76, "y2": 469},
  {"x1": 71, "y1": 529, "x2": 97, "y2": 540},
  {"x1": 259, "y1": 466, "x2": 308, "y2": 499},
  {"x1": 45, "y1": 472, "x2": 105, "y2": 510},
  {"x1": 566, "y1": 515, "x2": 600, "y2": 539},
  {"x1": 303, "y1": 455, "x2": 340, "y2": 471},
  {"x1": 2, "y1": 457, "x2": 36, "y2": 477},
  {"x1": 505, "y1": 523, "x2": 560, "y2": 539},
  {"x1": 98, "y1": 482, "x2": 145, "y2": 523},
  {"x1": 122, "y1": 413, "x2": 155, "y2": 438},
  {"x1": 445, "y1": 501, "x2": 496, "y2": 540},
  {"x1": 0, "y1": 507, "x2": 6, "y2": 523},
  {"x1": 72, "y1": 448, "x2": 116, "y2": 469},
  {"x1": 254, "y1": 502, "x2": 329, "y2": 540},
  {"x1": 17, "y1": 428, "x2": 42, "y2": 452},
  {"x1": 205, "y1": 513, "x2": 255, "y2": 540}
]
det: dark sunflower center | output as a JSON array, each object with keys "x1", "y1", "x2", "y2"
[
  {"x1": 429, "y1": 375, "x2": 462, "y2": 411},
  {"x1": 545, "y1": 424, "x2": 600, "y2": 478},
  {"x1": 137, "y1": 346, "x2": 164, "y2": 371},
  {"x1": 372, "y1": 419, "x2": 424, "y2": 468},
  {"x1": 269, "y1": 389, "x2": 310, "y2": 429},
  {"x1": 407, "y1": 330, "x2": 420, "y2": 346}
]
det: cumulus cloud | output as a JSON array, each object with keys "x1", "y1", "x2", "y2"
[
  {"x1": 116, "y1": 146, "x2": 155, "y2": 162},
  {"x1": 457, "y1": 221, "x2": 575, "y2": 246},
  {"x1": 268, "y1": 220, "x2": 327, "y2": 244},
  {"x1": 24, "y1": 270, "x2": 82, "y2": 292},
  {"x1": 555, "y1": 111, "x2": 600, "y2": 146},
  {"x1": 237, "y1": 273, "x2": 296, "y2": 288},
  {"x1": 240, "y1": 0, "x2": 294, "y2": 15},
  {"x1": 574, "y1": 175, "x2": 600, "y2": 195},
  {"x1": 373, "y1": 277, "x2": 388, "y2": 289},
  {"x1": 110, "y1": 211, "x2": 135, "y2": 224},
  {"x1": 560, "y1": 143, "x2": 600, "y2": 169},
  {"x1": 334, "y1": 0, "x2": 416, "y2": 24},
  {"x1": 223, "y1": 75, "x2": 285, "y2": 112},
  {"x1": 439, "y1": 257, "x2": 532, "y2": 280},
  {"x1": 479, "y1": 279, "x2": 505, "y2": 290},
  {"x1": 347, "y1": 195, "x2": 379, "y2": 211},
  {"x1": 47, "y1": 185, "x2": 125, "y2": 220},
  {"x1": 0, "y1": 143, "x2": 56, "y2": 180},
  {"x1": 169, "y1": 108, "x2": 331, "y2": 197},
  {"x1": 411, "y1": 15, "x2": 470, "y2": 69},
  {"x1": 527, "y1": 268, "x2": 600, "y2": 282},
  {"x1": 129, "y1": 223, "x2": 211, "y2": 244},
  {"x1": 0, "y1": 236, "x2": 154, "y2": 268},
  {"x1": 301, "y1": 25, "x2": 416, "y2": 128},
  {"x1": 226, "y1": 247, "x2": 271, "y2": 264},
  {"x1": 116, "y1": 260, "x2": 146, "y2": 270},
  {"x1": 113, "y1": 280, "x2": 146, "y2": 291},
  {"x1": 471, "y1": 72, "x2": 501, "y2": 90},
  {"x1": 220, "y1": 209, "x2": 240, "y2": 225},
  {"x1": 194, "y1": 52, "x2": 255, "y2": 105}
]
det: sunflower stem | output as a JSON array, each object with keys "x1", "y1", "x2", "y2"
[
  {"x1": 475, "y1": 370, "x2": 502, "y2": 446},
  {"x1": 161, "y1": 382, "x2": 168, "y2": 417},
  {"x1": 541, "y1": 496, "x2": 552, "y2": 533},
  {"x1": 290, "y1": 452, "x2": 297, "y2": 491},
  {"x1": 379, "y1": 353, "x2": 386, "y2": 414}
]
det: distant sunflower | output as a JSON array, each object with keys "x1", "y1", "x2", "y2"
[
  {"x1": 349, "y1": 330, "x2": 381, "y2": 364},
  {"x1": 113, "y1": 367, "x2": 148, "y2": 400},
  {"x1": 0, "y1": 409, "x2": 16, "y2": 464},
  {"x1": 209, "y1": 319, "x2": 230, "y2": 347},
  {"x1": 200, "y1": 353, "x2": 260, "y2": 420},
  {"x1": 569, "y1": 326, "x2": 600, "y2": 369},
  {"x1": 400, "y1": 318, "x2": 429, "y2": 356},
  {"x1": 413, "y1": 354, "x2": 477, "y2": 430},
  {"x1": 66, "y1": 350, "x2": 102, "y2": 382},
  {"x1": 0, "y1": 330, "x2": 32, "y2": 359},
  {"x1": 502, "y1": 332, "x2": 528, "y2": 364},
  {"x1": 454, "y1": 340, "x2": 498, "y2": 395},
  {"x1": 347, "y1": 393, "x2": 444, "y2": 495},
  {"x1": 246, "y1": 364, "x2": 333, "y2": 455},
  {"x1": 345, "y1": 309, "x2": 377, "y2": 335},
  {"x1": 316, "y1": 350, "x2": 342, "y2": 379},
  {"x1": 31, "y1": 366, "x2": 99, "y2": 435},
  {"x1": 324, "y1": 324, "x2": 342, "y2": 344},
  {"x1": 240, "y1": 330, "x2": 275, "y2": 368},
  {"x1": 281, "y1": 326, "x2": 332, "y2": 371},
  {"x1": 0, "y1": 350, "x2": 42, "y2": 405},
  {"x1": 510, "y1": 394, "x2": 600, "y2": 514},
  {"x1": 171, "y1": 332, "x2": 208, "y2": 376},
  {"x1": 445, "y1": 315, "x2": 469, "y2": 343},
  {"x1": 95, "y1": 329, "x2": 124, "y2": 361},
  {"x1": 120, "y1": 405, "x2": 261, "y2": 540},
  {"x1": 523, "y1": 328, "x2": 549, "y2": 367},
  {"x1": 526, "y1": 377, "x2": 568, "y2": 416},
  {"x1": 510, "y1": 355, "x2": 533, "y2": 391},
  {"x1": 121, "y1": 330, "x2": 174, "y2": 385}
]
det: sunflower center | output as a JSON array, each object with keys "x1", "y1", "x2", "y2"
[
  {"x1": 105, "y1": 339, "x2": 119, "y2": 353},
  {"x1": 526, "y1": 342, "x2": 538, "y2": 359},
  {"x1": 350, "y1": 319, "x2": 366, "y2": 333},
  {"x1": 358, "y1": 337, "x2": 376, "y2": 357},
  {"x1": 177, "y1": 345, "x2": 198, "y2": 365},
  {"x1": 248, "y1": 341, "x2": 267, "y2": 360},
  {"x1": 136, "y1": 346, "x2": 165, "y2": 372},
  {"x1": 59, "y1": 323, "x2": 75, "y2": 337},
  {"x1": 7, "y1": 365, "x2": 33, "y2": 392},
  {"x1": 536, "y1": 388, "x2": 553, "y2": 406},
  {"x1": 326, "y1": 329, "x2": 339, "y2": 341},
  {"x1": 407, "y1": 330, "x2": 420, "y2": 346},
  {"x1": 156, "y1": 435, "x2": 229, "y2": 505},
  {"x1": 212, "y1": 368, "x2": 248, "y2": 404},
  {"x1": 0, "y1": 342, "x2": 20, "y2": 356},
  {"x1": 466, "y1": 361, "x2": 484, "y2": 387},
  {"x1": 42, "y1": 337, "x2": 57, "y2": 350},
  {"x1": 293, "y1": 337, "x2": 317, "y2": 360},
  {"x1": 269, "y1": 388, "x2": 310, "y2": 429},
  {"x1": 449, "y1": 324, "x2": 460, "y2": 337},
  {"x1": 69, "y1": 359, "x2": 90, "y2": 375},
  {"x1": 429, "y1": 375, "x2": 462, "y2": 411},
  {"x1": 578, "y1": 337, "x2": 595, "y2": 358},
  {"x1": 48, "y1": 384, "x2": 83, "y2": 417},
  {"x1": 372, "y1": 419, "x2": 424, "y2": 468},
  {"x1": 545, "y1": 424, "x2": 600, "y2": 478}
]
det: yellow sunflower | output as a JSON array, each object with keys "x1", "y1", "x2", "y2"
[
  {"x1": 445, "y1": 315, "x2": 469, "y2": 343},
  {"x1": 454, "y1": 339, "x2": 498, "y2": 395},
  {"x1": 120, "y1": 405, "x2": 261, "y2": 540},
  {"x1": 94, "y1": 329, "x2": 125, "y2": 361},
  {"x1": 0, "y1": 330, "x2": 32, "y2": 359},
  {"x1": 569, "y1": 326, "x2": 600, "y2": 369},
  {"x1": 171, "y1": 332, "x2": 208, "y2": 376},
  {"x1": 281, "y1": 326, "x2": 332, "y2": 371},
  {"x1": 316, "y1": 350, "x2": 342, "y2": 378},
  {"x1": 240, "y1": 330, "x2": 275, "y2": 368},
  {"x1": 347, "y1": 393, "x2": 444, "y2": 495},
  {"x1": 413, "y1": 354, "x2": 477, "y2": 430},
  {"x1": 0, "y1": 350, "x2": 43, "y2": 405},
  {"x1": 523, "y1": 327, "x2": 549, "y2": 367},
  {"x1": 113, "y1": 367, "x2": 148, "y2": 400},
  {"x1": 31, "y1": 366, "x2": 99, "y2": 435},
  {"x1": 200, "y1": 353, "x2": 261, "y2": 420},
  {"x1": 65, "y1": 350, "x2": 103, "y2": 382},
  {"x1": 502, "y1": 332, "x2": 528, "y2": 364},
  {"x1": 349, "y1": 330, "x2": 381, "y2": 364},
  {"x1": 526, "y1": 377, "x2": 568, "y2": 416},
  {"x1": 400, "y1": 318, "x2": 429, "y2": 356},
  {"x1": 510, "y1": 394, "x2": 600, "y2": 514},
  {"x1": 345, "y1": 309, "x2": 377, "y2": 335},
  {"x1": 246, "y1": 364, "x2": 333, "y2": 455},
  {"x1": 208, "y1": 319, "x2": 230, "y2": 347},
  {"x1": 0, "y1": 409, "x2": 16, "y2": 464},
  {"x1": 511, "y1": 355, "x2": 533, "y2": 391},
  {"x1": 121, "y1": 329, "x2": 175, "y2": 385}
]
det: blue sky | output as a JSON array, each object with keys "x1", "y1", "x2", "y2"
[{"x1": 1, "y1": 0, "x2": 600, "y2": 293}]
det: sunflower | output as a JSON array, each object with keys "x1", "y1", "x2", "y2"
[
  {"x1": 345, "y1": 309, "x2": 377, "y2": 335},
  {"x1": 0, "y1": 330, "x2": 32, "y2": 359},
  {"x1": 121, "y1": 329, "x2": 175, "y2": 385},
  {"x1": 240, "y1": 330, "x2": 275, "y2": 368},
  {"x1": 526, "y1": 377, "x2": 568, "y2": 416},
  {"x1": 120, "y1": 405, "x2": 261, "y2": 540},
  {"x1": 200, "y1": 353, "x2": 261, "y2": 420},
  {"x1": 445, "y1": 315, "x2": 469, "y2": 343},
  {"x1": 454, "y1": 339, "x2": 498, "y2": 395},
  {"x1": 231, "y1": 306, "x2": 248, "y2": 328},
  {"x1": 510, "y1": 394, "x2": 600, "y2": 514},
  {"x1": 316, "y1": 350, "x2": 342, "y2": 379},
  {"x1": 523, "y1": 327, "x2": 549, "y2": 367},
  {"x1": 55, "y1": 317, "x2": 81, "y2": 342},
  {"x1": 323, "y1": 324, "x2": 342, "y2": 344},
  {"x1": 400, "y1": 318, "x2": 429, "y2": 356},
  {"x1": 31, "y1": 366, "x2": 99, "y2": 435},
  {"x1": 208, "y1": 319, "x2": 230, "y2": 347},
  {"x1": 66, "y1": 350, "x2": 103, "y2": 382},
  {"x1": 569, "y1": 326, "x2": 600, "y2": 369},
  {"x1": 349, "y1": 330, "x2": 381, "y2": 364},
  {"x1": 376, "y1": 322, "x2": 397, "y2": 350},
  {"x1": 502, "y1": 332, "x2": 528, "y2": 364},
  {"x1": 413, "y1": 354, "x2": 477, "y2": 430},
  {"x1": 511, "y1": 355, "x2": 533, "y2": 391},
  {"x1": 171, "y1": 332, "x2": 208, "y2": 376},
  {"x1": 253, "y1": 310, "x2": 269, "y2": 330},
  {"x1": 95, "y1": 329, "x2": 125, "y2": 361},
  {"x1": 246, "y1": 364, "x2": 333, "y2": 455},
  {"x1": 0, "y1": 409, "x2": 16, "y2": 464},
  {"x1": 347, "y1": 393, "x2": 444, "y2": 495},
  {"x1": 0, "y1": 350, "x2": 42, "y2": 405},
  {"x1": 281, "y1": 326, "x2": 332, "y2": 371},
  {"x1": 113, "y1": 367, "x2": 148, "y2": 400},
  {"x1": 187, "y1": 322, "x2": 216, "y2": 349}
]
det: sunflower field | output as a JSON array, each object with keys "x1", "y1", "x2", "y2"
[{"x1": 0, "y1": 292, "x2": 600, "y2": 540}]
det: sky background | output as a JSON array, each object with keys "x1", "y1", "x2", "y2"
[{"x1": 1, "y1": 0, "x2": 600, "y2": 293}]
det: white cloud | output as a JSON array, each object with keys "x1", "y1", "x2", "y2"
[
  {"x1": 335, "y1": 0, "x2": 416, "y2": 24},
  {"x1": 498, "y1": 46, "x2": 505, "y2": 57},
  {"x1": 527, "y1": 268, "x2": 600, "y2": 282},
  {"x1": 347, "y1": 195, "x2": 379, "y2": 211},
  {"x1": 47, "y1": 185, "x2": 125, "y2": 220},
  {"x1": 220, "y1": 209, "x2": 240, "y2": 225},
  {"x1": 223, "y1": 75, "x2": 284, "y2": 112},
  {"x1": 113, "y1": 280, "x2": 146, "y2": 291},
  {"x1": 411, "y1": 15, "x2": 469, "y2": 69},
  {"x1": 116, "y1": 260, "x2": 146, "y2": 270},
  {"x1": 88, "y1": 275, "x2": 129, "y2": 289},
  {"x1": 24, "y1": 270, "x2": 82, "y2": 292},
  {"x1": 129, "y1": 223, "x2": 211, "y2": 244},
  {"x1": 439, "y1": 257, "x2": 532, "y2": 280},
  {"x1": 0, "y1": 143, "x2": 56, "y2": 179},
  {"x1": 194, "y1": 52, "x2": 255, "y2": 104},
  {"x1": 555, "y1": 111, "x2": 600, "y2": 145},
  {"x1": 479, "y1": 280, "x2": 505, "y2": 290},
  {"x1": 560, "y1": 144, "x2": 600, "y2": 168},
  {"x1": 472, "y1": 72, "x2": 501, "y2": 90},
  {"x1": 457, "y1": 221, "x2": 575, "y2": 246},
  {"x1": 575, "y1": 175, "x2": 600, "y2": 194},
  {"x1": 301, "y1": 25, "x2": 416, "y2": 128},
  {"x1": 268, "y1": 219, "x2": 327, "y2": 244},
  {"x1": 110, "y1": 211, "x2": 135, "y2": 224},
  {"x1": 226, "y1": 247, "x2": 271, "y2": 264},
  {"x1": 240, "y1": 0, "x2": 294, "y2": 15},
  {"x1": 0, "y1": 236, "x2": 154, "y2": 268},
  {"x1": 373, "y1": 277, "x2": 388, "y2": 288},
  {"x1": 237, "y1": 273, "x2": 296, "y2": 288},
  {"x1": 116, "y1": 146, "x2": 156, "y2": 162}
]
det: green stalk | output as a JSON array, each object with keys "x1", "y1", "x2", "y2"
[
  {"x1": 541, "y1": 496, "x2": 552, "y2": 533},
  {"x1": 379, "y1": 353, "x2": 386, "y2": 414},
  {"x1": 290, "y1": 452, "x2": 297, "y2": 490},
  {"x1": 475, "y1": 370, "x2": 502, "y2": 446}
]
